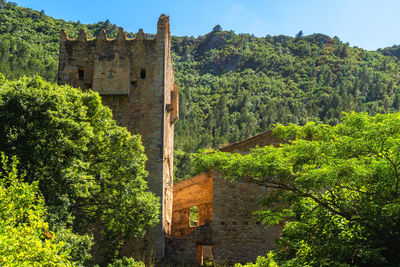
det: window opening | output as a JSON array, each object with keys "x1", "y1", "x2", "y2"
[
  {"x1": 189, "y1": 206, "x2": 198, "y2": 227},
  {"x1": 140, "y1": 68, "x2": 146, "y2": 79},
  {"x1": 77, "y1": 67, "x2": 84, "y2": 80}
]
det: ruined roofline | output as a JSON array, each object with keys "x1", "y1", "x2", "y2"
[
  {"x1": 218, "y1": 130, "x2": 274, "y2": 151},
  {"x1": 173, "y1": 171, "x2": 212, "y2": 192},
  {"x1": 60, "y1": 14, "x2": 169, "y2": 42},
  {"x1": 218, "y1": 129, "x2": 288, "y2": 153}
]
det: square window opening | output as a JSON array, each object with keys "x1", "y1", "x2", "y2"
[
  {"x1": 77, "y1": 67, "x2": 84, "y2": 81},
  {"x1": 189, "y1": 206, "x2": 198, "y2": 227},
  {"x1": 140, "y1": 68, "x2": 146, "y2": 79}
]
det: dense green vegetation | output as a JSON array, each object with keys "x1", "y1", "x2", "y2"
[
  {"x1": 2, "y1": 2, "x2": 400, "y2": 158},
  {"x1": 172, "y1": 30, "x2": 400, "y2": 178},
  {"x1": 0, "y1": 154, "x2": 74, "y2": 265},
  {"x1": 0, "y1": 2, "x2": 127, "y2": 81},
  {"x1": 172, "y1": 29, "x2": 400, "y2": 153},
  {"x1": 0, "y1": 75, "x2": 159, "y2": 265},
  {"x1": 200, "y1": 112, "x2": 400, "y2": 266}
]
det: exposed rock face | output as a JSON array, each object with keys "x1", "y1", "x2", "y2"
[{"x1": 58, "y1": 14, "x2": 178, "y2": 259}]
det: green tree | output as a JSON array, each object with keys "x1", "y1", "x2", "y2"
[
  {"x1": 213, "y1": 25, "x2": 222, "y2": 32},
  {"x1": 0, "y1": 154, "x2": 73, "y2": 265},
  {"x1": 0, "y1": 75, "x2": 159, "y2": 264},
  {"x1": 235, "y1": 254, "x2": 278, "y2": 267},
  {"x1": 198, "y1": 112, "x2": 400, "y2": 266},
  {"x1": 107, "y1": 256, "x2": 144, "y2": 267}
]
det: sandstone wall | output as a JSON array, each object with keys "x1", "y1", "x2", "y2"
[
  {"x1": 167, "y1": 132, "x2": 284, "y2": 265},
  {"x1": 211, "y1": 132, "x2": 284, "y2": 264},
  {"x1": 210, "y1": 171, "x2": 283, "y2": 264},
  {"x1": 171, "y1": 172, "x2": 213, "y2": 237},
  {"x1": 166, "y1": 223, "x2": 212, "y2": 265},
  {"x1": 165, "y1": 172, "x2": 213, "y2": 265},
  {"x1": 58, "y1": 15, "x2": 177, "y2": 259}
]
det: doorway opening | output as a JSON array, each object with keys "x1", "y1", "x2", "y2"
[{"x1": 197, "y1": 245, "x2": 213, "y2": 266}]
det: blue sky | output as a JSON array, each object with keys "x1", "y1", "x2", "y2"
[{"x1": 12, "y1": 0, "x2": 400, "y2": 50}]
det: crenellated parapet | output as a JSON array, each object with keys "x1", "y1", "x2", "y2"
[
  {"x1": 60, "y1": 20, "x2": 166, "y2": 44},
  {"x1": 58, "y1": 15, "x2": 172, "y2": 96}
]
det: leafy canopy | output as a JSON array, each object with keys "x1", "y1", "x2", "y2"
[
  {"x1": 0, "y1": 75, "x2": 159, "y2": 264},
  {"x1": 198, "y1": 112, "x2": 400, "y2": 266},
  {"x1": 0, "y1": 154, "x2": 73, "y2": 266}
]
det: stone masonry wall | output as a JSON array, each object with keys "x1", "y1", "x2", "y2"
[
  {"x1": 58, "y1": 15, "x2": 178, "y2": 259},
  {"x1": 167, "y1": 172, "x2": 213, "y2": 264},
  {"x1": 210, "y1": 171, "x2": 283, "y2": 264},
  {"x1": 171, "y1": 172, "x2": 213, "y2": 238},
  {"x1": 167, "y1": 132, "x2": 284, "y2": 265},
  {"x1": 212, "y1": 132, "x2": 284, "y2": 264}
]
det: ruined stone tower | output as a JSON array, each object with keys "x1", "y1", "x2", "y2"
[{"x1": 58, "y1": 14, "x2": 178, "y2": 258}]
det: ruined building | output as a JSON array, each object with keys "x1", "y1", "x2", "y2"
[
  {"x1": 167, "y1": 131, "x2": 284, "y2": 265},
  {"x1": 58, "y1": 15, "x2": 282, "y2": 265},
  {"x1": 58, "y1": 14, "x2": 178, "y2": 258}
]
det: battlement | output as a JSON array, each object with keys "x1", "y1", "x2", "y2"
[
  {"x1": 61, "y1": 13, "x2": 170, "y2": 43},
  {"x1": 58, "y1": 14, "x2": 171, "y2": 96},
  {"x1": 60, "y1": 27, "x2": 151, "y2": 43}
]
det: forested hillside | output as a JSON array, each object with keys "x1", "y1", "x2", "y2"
[
  {"x1": 172, "y1": 30, "x2": 400, "y2": 152},
  {"x1": 0, "y1": 2, "x2": 123, "y2": 81},
  {"x1": 2, "y1": 1, "x2": 400, "y2": 155}
]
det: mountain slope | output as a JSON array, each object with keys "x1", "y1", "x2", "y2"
[
  {"x1": 172, "y1": 29, "x2": 400, "y2": 151},
  {"x1": 0, "y1": 2, "x2": 121, "y2": 80},
  {"x1": 2, "y1": 2, "x2": 400, "y2": 155}
]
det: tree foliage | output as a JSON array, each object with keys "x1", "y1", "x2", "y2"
[
  {"x1": 0, "y1": 154, "x2": 73, "y2": 265},
  {"x1": 235, "y1": 254, "x2": 278, "y2": 267},
  {"x1": 0, "y1": 2, "x2": 123, "y2": 81},
  {"x1": 198, "y1": 112, "x2": 400, "y2": 266},
  {"x1": 3, "y1": 1, "x2": 400, "y2": 265},
  {"x1": 0, "y1": 75, "x2": 159, "y2": 264},
  {"x1": 107, "y1": 256, "x2": 145, "y2": 267}
]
